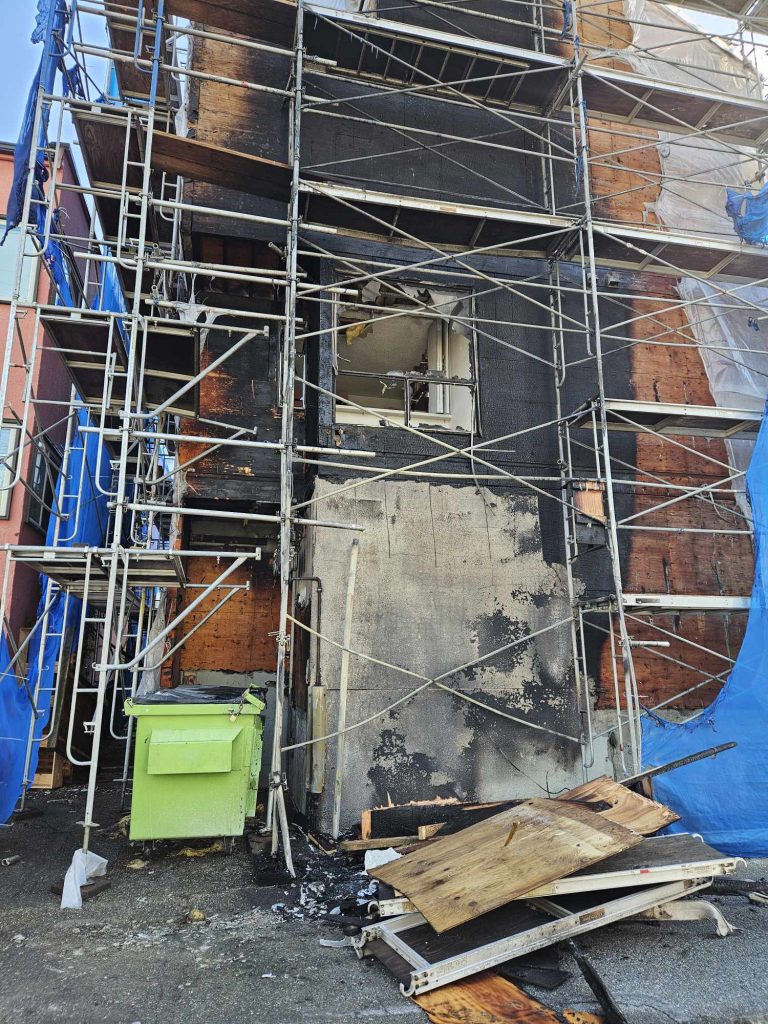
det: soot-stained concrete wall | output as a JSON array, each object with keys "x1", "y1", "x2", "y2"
[{"x1": 301, "y1": 477, "x2": 607, "y2": 831}]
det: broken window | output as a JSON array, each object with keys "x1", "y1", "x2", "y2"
[{"x1": 333, "y1": 282, "x2": 476, "y2": 431}]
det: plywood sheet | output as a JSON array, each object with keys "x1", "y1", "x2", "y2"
[
  {"x1": 370, "y1": 797, "x2": 642, "y2": 933},
  {"x1": 178, "y1": 564, "x2": 279, "y2": 674},
  {"x1": 563, "y1": 776, "x2": 679, "y2": 835},
  {"x1": 414, "y1": 973, "x2": 561, "y2": 1024}
]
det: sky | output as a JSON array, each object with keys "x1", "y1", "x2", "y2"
[{"x1": 0, "y1": 1, "x2": 44, "y2": 145}]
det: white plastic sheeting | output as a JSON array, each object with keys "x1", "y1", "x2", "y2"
[
  {"x1": 363, "y1": 847, "x2": 402, "y2": 871},
  {"x1": 60, "y1": 848, "x2": 108, "y2": 910},
  {"x1": 621, "y1": 0, "x2": 758, "y2": 96},
  {"x1": 648, "y1": 132, "x2": 757, "y2": 240},
  {"x1": 679, "y1": 278, "x2": 768, "y2": 514},
  {"x1": 608, "y1": 1, "x2": 768, "y2": 490}
]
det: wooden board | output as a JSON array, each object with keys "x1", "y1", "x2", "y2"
[
  {"x1": 32, "y1": 749, "x2": 73, "y2": 790},
  {"x1": 151, "y1": 132, "x2": 291, "y2": 201},
  {"x1": 362, "y1": 798, "x2": 506, "y2": 840},
  {"x1": 414, "y1": 973, "x2": 561, "y2": 1024},
  {"x1": 340, "y1": 835, "x2": 417, "y2": 852},
  {"x1": 376, "y1": 833, "x2": 735, "y2": 915},
  {"x1": 370, "y1": 798, "x2": 642, "y2": 933},
  {"x1": 563, "y1": 776, "x2": 679, "y2": 835}
]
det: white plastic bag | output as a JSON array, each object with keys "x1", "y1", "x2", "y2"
[
  {"x1": 60, "y1": 848, "x2": 108, "y2": 910},
  {"x1": 364, "y1": 847, "x2": 401, "y2": 873}
]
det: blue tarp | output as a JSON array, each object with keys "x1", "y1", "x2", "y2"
[
  {"x1": 0, "y1": 636, "x2": 26, "y2": 821},
  {"x1": 93, "y1": 249, "x2": 128, "y2": 344},
  {"x1": 726, "y1": 182, "x2": 768, "y2": 247},
  {"x1": 3, "y1": 0, "x2": 77, "y2": 306},
  {"x1": 642, "y1": 399, "x2": 768, "y2": 856},
  {"x1": 0, "y1": 1, "x2": 123, "y2": 822},
  {"x1": 4, "y1": 0, "x2": 67, "y2": 240},
  {"x1": 0, "y1": 408, "x2": 111, "y2": 823}
]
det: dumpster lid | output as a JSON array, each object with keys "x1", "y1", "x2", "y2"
[{"x1": 131, "y1": 685, "x2": 266, "y2": 705}]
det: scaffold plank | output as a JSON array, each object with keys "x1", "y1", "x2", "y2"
[
  {"x1": 304, "y1": 7, "x2": 768, "y2": 145},
  {"x1": 300, "y1": 181, "x2": 768, "y2": 279},
  {"x1": 151, "y1": 131, "x2": 291, "y2": 201},
  {"x1": 622, "y1": 595, "x2": 752, "y2": 612},
  {"x1": 40, "y1": 313, "x2": 199, "y2": 418},
  {"x1": 571, "y1": 399, "x2": 762, "y2": 438},
  {"x1": 8, "y1": 549, "x2": 186, "y2": 603}
]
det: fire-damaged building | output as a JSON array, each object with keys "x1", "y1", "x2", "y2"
[
  {"x1": 1, "y1": 0, "x2": 763, "y2": 846},
  {"x1": 164, "y1": 0, "x2": 756, "y2": 830}
]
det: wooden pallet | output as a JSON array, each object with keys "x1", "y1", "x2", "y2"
[{"x1": 32, "y1": 749, "x2": 73, "y2": 790}]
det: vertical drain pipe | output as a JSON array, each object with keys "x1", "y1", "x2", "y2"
[{"x1": 332, "y1": 538, "x2": 359, "y2": 838}]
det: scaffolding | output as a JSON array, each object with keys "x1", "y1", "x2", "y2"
[{"x1": 2, "y1": 0, "x2": 767, "y2": 863}]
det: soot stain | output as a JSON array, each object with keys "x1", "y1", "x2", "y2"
[{"x1": 368, "y1": 728, "x2": 456, "y2": 805}]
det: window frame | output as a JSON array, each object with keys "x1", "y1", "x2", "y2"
[
  {"x1": 332, "y1": 283, "x2": 478, "y2": 432},
  {"x1": 25, "y1": 437, "x2": 61, "y2": 536},
  {"x1": 0, "y1": 423, "x2": 20, "y2": 519}
]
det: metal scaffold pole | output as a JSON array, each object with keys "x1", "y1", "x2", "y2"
[
  {"x1": 0, "y1": 0, "x2": 762, "y2": 856},
  {"x1": 80, "y1": 0, "x2": 166, "y2": 854},
  {"x1": 568, "y1": 19, "x2": 643, "y2": 771},
  {"x1": 269, "y1": 0, "x2": 305, "y2": 874}
]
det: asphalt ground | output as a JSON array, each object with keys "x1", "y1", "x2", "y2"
[{"x1": 1, "y1": 783, "x2": 767, "y2": 1024}]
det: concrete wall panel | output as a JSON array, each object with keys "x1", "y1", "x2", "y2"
[{"x1": 305, "y1": 477, "x2": 588, "y2": 829}]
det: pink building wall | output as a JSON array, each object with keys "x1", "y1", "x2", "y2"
[{"x1": 0, "y1": 145, "x2": 90, "y2": 642}]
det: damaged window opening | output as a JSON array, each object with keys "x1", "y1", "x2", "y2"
[{"x1": 333, "y1": 282, "x2": 477, "y2": 432}]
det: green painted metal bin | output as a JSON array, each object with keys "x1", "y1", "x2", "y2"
[{"x1": 124, "y1": 686, "x2": 265, "y2": 842}]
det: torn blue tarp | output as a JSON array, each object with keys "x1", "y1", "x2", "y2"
[
  {"x1": 3, "y1": 1, "x2": 76, "y2": 306},
  {"x1": 4, "y1": 0, "x2": 68, "y2": 241},
  {"x1": 726, "y1": 181, "x2": 768, "y2": 247},
  {"x1": 561, "y1": 0, "x2": 573, "y2": 39},
  {"x1": 0, "y1": 636, "x2": 27, "y2": 822},
  {"x1": 642, "y1": 398, "x2": 768, "y2": 856}
]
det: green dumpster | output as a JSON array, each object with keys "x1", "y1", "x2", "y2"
[{"x1": 124, "y1": 686, "x2": 265, "y2": 842}]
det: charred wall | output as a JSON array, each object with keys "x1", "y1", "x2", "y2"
[
  {"x1": 294, "y1": 478, "x2": 587, "y2": 830},
  {"x1": 181, "y1": 2, "x2": 754, "y2": 821}
]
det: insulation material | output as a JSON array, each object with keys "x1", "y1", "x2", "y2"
[{"x1": 137, "y1": 598, "x2": 167, "y2": 696}]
